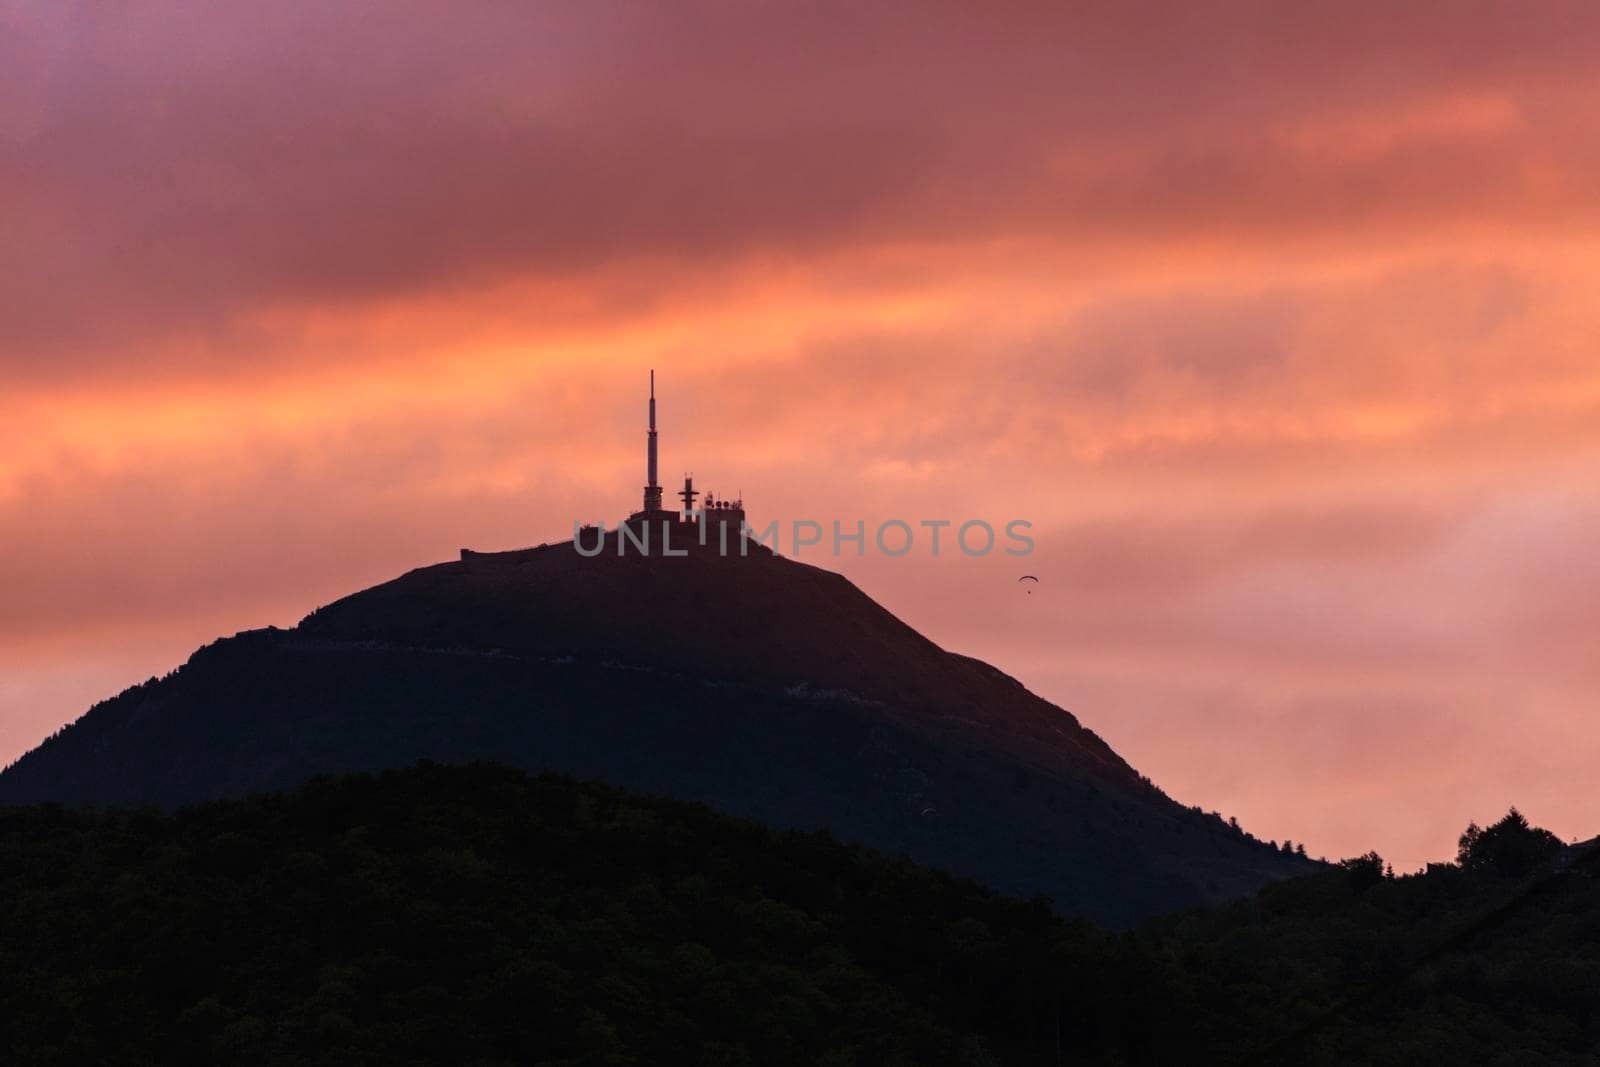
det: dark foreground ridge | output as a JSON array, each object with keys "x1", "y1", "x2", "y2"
[
  {"x1": 0, "y1": 764, "x2": 1593, "y2": 1064},
  {"x1": 0, "y1": 538, "x2": 1314, "y2": 926}
]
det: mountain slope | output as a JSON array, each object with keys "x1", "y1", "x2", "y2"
[{"x1": 0, "y1": 536, "x2": 1315, "y2": 926}]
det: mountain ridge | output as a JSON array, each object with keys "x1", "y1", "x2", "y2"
[{"x1": 0, "y1": 535, "x2": 1316, "y2": 926}]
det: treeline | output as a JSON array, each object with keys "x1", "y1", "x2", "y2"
[
  {"x1": 1180, "y1": 800, "x2": 1315, "y2": 861},
  {"x1": 0, "y1": 764, "x2": 1593, "y2": 1064}
]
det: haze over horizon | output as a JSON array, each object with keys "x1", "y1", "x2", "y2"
[{"x1": 5, "y1": 3, "x2": 1599, "y2": 871}]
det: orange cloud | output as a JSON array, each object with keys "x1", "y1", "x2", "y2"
[{"x1": 5, "y1": 2, "x2": 1600, "y2": 869}]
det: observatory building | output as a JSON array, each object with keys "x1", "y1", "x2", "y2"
[
  {"x1": 621, "y1": 370, "x2": 748, "y2": 551},
  {"x1": 462, "y1": 371, "x2": 752, "y2": 565}
]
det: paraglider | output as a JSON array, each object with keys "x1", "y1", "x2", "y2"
[{"x1": 1018, "y1": 575, "x2": 1039, "y2": 594}]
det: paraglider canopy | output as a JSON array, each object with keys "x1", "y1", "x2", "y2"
[{"x1": 1018, "y1": 575, "x2": 1038, "y2": 594}]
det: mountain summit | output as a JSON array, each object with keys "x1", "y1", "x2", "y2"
[{"x1": 0, "y1": 534, "x2": 1313, "y2": 926}]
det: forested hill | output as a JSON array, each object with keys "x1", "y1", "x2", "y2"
[{"x1": 0, "y1": 763, "x2": 1594, "y2": 1064}]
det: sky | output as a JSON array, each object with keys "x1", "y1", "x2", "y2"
[{"x1": 4, "y1": 2, "x2": 1599, "y2": 870}]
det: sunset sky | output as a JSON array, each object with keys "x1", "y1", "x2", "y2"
[{"x1": 5, "y1": 3, "x2": 1599, "y2": 869}]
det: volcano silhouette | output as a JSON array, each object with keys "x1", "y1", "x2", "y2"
[{"x1": 0, "y1": 537, "x2": 1314, "y2": 926}]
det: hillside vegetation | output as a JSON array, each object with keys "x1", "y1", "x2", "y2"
[{"x1": 0, "y1": 764, "x2": 1593, "y2": 1064}]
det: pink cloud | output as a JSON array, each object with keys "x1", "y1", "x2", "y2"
[{"x1": 4, "y1": 2, "x2": 1600, "y2": 871}]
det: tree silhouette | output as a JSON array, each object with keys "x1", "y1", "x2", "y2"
[
  {"x1": 1457, "y1": 808, "x2": 1563, "y2": 878},
  {"x1": 1339, "y1": 852, "x2": 1387, "y2": 891}
]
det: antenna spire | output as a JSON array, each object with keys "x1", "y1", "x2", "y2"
[{"x1": 643, "y1": 369, "x2": 662, "y2": 512}]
